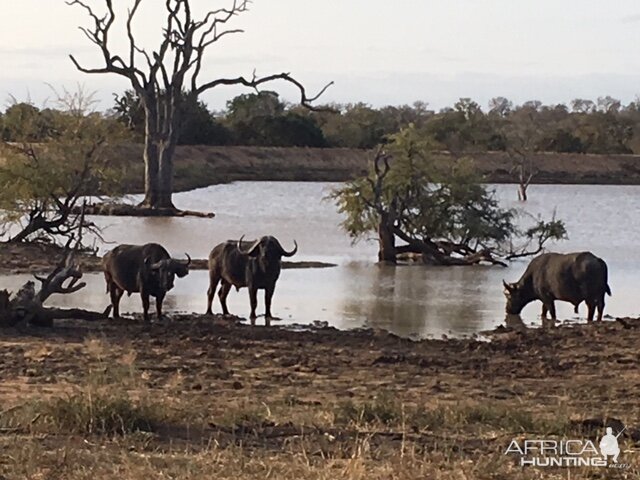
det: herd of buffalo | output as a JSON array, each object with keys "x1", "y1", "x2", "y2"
[
  {"x1": 102, "y1": 236, "x2": 298, "y2": 325},
  {"x1": 101, "y1": 236, "x2": 611, "y2": 326}
]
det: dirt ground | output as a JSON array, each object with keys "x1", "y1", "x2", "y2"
[{"x1": 0, "y1": 313, "x2": 639, "y2": 479}]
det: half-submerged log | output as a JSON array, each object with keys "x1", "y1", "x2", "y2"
[{"x1": 72, "y1": 203, "x2": 215, "y2": 218}]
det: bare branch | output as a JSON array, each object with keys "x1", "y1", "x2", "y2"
[{"x1": 196, "y1": 72, "x2": 334, "y2": 110}]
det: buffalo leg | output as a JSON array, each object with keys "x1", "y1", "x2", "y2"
[
  {"x1": 218, "y1": 281, "x2": 232, "y2": 316},
  {"x1": 541, "y1": 298, "x2": 556, "y2": 321},
  {"x1": 110, "y1": 286, "x2": 124, "y2": 319},
  {"x1": 141, "y1": 291, "x2": 151, "y2": 323},
  {"x1": 586, "y1": 301, "x2": 595, "y2": 322},
  {"x1": 206, "y1": 273, "x2": 220, "y2": 315},
  {"x1": 248, "y1": 286, "x2": 258, "y2": 325},
  {"x1": 541, "y1": 304, "x2": 548, "y2": 319},
  {"x1": 155, "y1": 293, "x2": 165, "y2": 320},
  {"x1": 596, "y1": 294, "x2": 606, "y2": 322},
  {"x1": 265, "y1": 285, "x2": 275, "y2": 327}
]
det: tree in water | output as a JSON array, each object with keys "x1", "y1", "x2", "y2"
[
  {"x1": 331, "y1": 126, "x2": 566, "y2": 265},
  {"x1": 68, "y1": 0, "x2": 332, "y2": 211},
  {"x1": 501, "y1": 103, "x2": 543, "y2": 202}
]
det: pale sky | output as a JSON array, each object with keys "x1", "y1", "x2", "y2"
[{"x1": 2, "y1": 0, "x2": 640, "y2": 112}]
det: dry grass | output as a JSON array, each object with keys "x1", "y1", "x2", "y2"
[
  {"x1": 0, "y1": 356, "x2": 582, "y2": 479},
  {"x1": 2, "y1": 319, "x2": 640, "y2": 479}
]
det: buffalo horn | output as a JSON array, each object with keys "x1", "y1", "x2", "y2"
[
  {"x1": 281, "y1": 240, "x2": 298, "y2": 257},
  {"x1": 237, "y1": 235, "x2": 261, "y2": 255}
]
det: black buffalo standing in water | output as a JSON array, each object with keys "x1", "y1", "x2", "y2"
[
  {"x1": 206, "y1": 235, "x2": 298, "y2": 325},
  {"x1": 503, "y1": 251, "x2": 611, "y2": 322},
  {"x1": 102, "y1": 243, "x2": 191, "y2": 322}
]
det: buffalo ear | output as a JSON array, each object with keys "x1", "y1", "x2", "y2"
[{"x1": 503, "y1": 280, "x2": 515, "y2": 295}]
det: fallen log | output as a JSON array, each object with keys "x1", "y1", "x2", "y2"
[
  {"x1": 72, "y1": 203, "x2": 215, "y2": 218},
  {"x1": 0, "y1": 249, "x2": 111, "y2": 327}
]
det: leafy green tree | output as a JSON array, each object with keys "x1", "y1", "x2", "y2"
[
  {"x1": 0, "y1": 91, "x2": 128, "y2": 245},
  {"x1": 331, "y1": 126, "x2": 566, "y2": 264},
  {"x1": 2, "y1": 103, "x2": 46, "y2": 141},
  {"x1": 312, "y1": 103, "x2": 389, "y2": 148},
  {"x1": 226, "y1": 91, "x2": 285, "y2": 124},
  {"x1": 225, "y1": 92, "x2": 326, "y2": 147}
]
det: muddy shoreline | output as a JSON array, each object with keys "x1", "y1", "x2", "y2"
[
  {"x1": 0, "y1": 243, "x2": 336, "y2": 275},
  {"x1": 0, "y1": 315, "x2": 638, "y2": 478}
]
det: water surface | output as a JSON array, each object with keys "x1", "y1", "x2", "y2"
[{"x1": 2, "y1": 182, "x2": 638, "y2": 338}]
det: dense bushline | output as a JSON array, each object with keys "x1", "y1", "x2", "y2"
[{"x1": 2, "y1": 94, "x2": 640, "y2": 154}]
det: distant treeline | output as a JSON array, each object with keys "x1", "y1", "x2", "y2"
[{"x1": 2, "y1": 92, "x2": 640, "y2": 154}]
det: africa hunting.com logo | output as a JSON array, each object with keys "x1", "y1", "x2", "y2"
[{"x1": 505, "y1": 427, "x2": 631, "y2": 469}]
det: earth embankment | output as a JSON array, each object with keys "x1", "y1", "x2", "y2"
[{"x1": 109, "y1": 144, "x2": 640, "y2": 192}]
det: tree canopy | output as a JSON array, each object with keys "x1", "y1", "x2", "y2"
[
  {"x1": 4, "y1": 94, "x2": 640, "y2": 154},
  {"x1": 0, "y1": 90, "x2": 128, "y2": 245}
]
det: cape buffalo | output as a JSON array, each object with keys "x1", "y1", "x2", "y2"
[
  {"x1": 503, "y1": 251, "x2": 611, "y2": 322},
  {"x1": 102, "y1": 243, "x2": 190, "y2": 322},
  {"x1": 206, "y1": 235, "x2": 298, "y2": 325}
]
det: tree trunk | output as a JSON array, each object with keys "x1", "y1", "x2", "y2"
[
  {"x1": 141, "y1": 137, "x2": 160, "y2": 207},
  {"x1": 140, "y1": 99, "x2": 178, "y2": 210},
  {"x1": 157, "y1": 139, "x2": 177, "y2": 209},
  {"x1": 518, "y1": 183, "x2": 528, "y2": 202},
  {"x1": 377, "y1": 215, "x2": 397, "y2": 263},
  {"x1": 141, "y1": 102, "x2": 161, "y2": 208}
]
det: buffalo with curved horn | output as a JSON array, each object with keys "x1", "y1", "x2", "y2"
[
  {"x1": 102, "y1": 243, "x2": 191, "y2": 322},
  {"x1": 206, "y1": 235, "x2": 297, "y2": 325}
]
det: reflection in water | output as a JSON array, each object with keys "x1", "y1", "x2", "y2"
[
  {"x1": 504, "y1": 314, "x2": 527, "y2": 332},
  {"x1": 2, "y1": 182, "x2": 640, "y2": 338},
  {"x1": 341, "y1": 264, "x2": 497, "y2": 338}
]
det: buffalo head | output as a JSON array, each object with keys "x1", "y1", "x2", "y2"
[
  {"x1": 237, "y1": 235, "x2": 297, "y2": 264},
  {"x1": 145, "y1": 254, "x2": 191, "y2": 291},
  {"x1": 502, "y1": 280, "x2": 527, "y2": 315}
]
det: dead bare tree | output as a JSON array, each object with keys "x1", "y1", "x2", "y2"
[
  {"x1": 68, "y1": 0, "x2": 333, "y2": 211},
  {"x1": 510, "y1": 154, "x2": 537, "y2": 202},
  {"x1": 502, "y1": 104, "x2": 542, "y2": 202}
]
